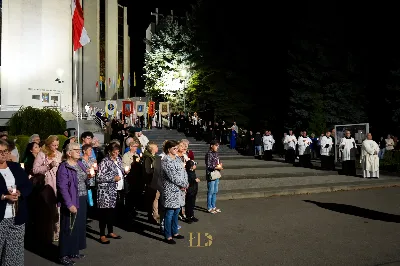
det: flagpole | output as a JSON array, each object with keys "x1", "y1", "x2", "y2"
[{"x1": 74, "y1": 50, "x2": 80, "y2": 143}]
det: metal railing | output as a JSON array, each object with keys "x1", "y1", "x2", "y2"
[{"x1": 0, "y1": 105, "x2": 22, "y2": 111}]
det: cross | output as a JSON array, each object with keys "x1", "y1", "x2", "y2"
[{"x1": 151, "y1": 8, "x2": 163, "y2": 25}]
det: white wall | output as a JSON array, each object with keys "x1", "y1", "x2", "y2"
[
  {"x1": 1, "y1": 0, "x2": 72, "y2": 110},
  {"x1": 123, "y1": 7, "x2": 129, "y2": 99},
  {"x1": 105, "y1": 0, "x2": 118, "y2": 100},
  {"x1": 82, "y1": 0, "x2": 100, "y2": 104}
]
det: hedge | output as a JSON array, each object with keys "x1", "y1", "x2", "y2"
[
  {"x1": 381, "y1": 150, "x2": 400, "y2": 172},
  {"x1": 7, "y1": 106, "x2": 66, "y2": 137},
  {"x1": 11, "y1": 135, "x2": 68, "y2": 162}
]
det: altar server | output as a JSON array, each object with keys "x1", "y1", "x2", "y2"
[
  {"x1": 320, "y1": 131, "x2": 335, "y2": 170},
  {"x1": 284, "y1": 130, "x2": 297, "y2": 164},
  {"x1": 297, "y1": 131, "x2": 312, "y2": 167},
  {"x1": 262, "y1": 131, "x2": 275, "y2": 161},
  {"x1": 339, "y1": 130, "x2": 357, "y2": 176}
]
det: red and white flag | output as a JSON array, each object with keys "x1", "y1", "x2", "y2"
[{"x1": 72, "y1": 0, "x2": 90, "y2": 51}]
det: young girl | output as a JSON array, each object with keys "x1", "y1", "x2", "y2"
[{"x1": 185, "y1": 160, "x2": 200, "y2": 222}]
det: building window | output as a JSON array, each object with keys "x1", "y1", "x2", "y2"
[
  {"x1": 117, "y1": 5, "x2": 124, "y2": 99},
  {"x1": 99, "y1": 0, "x2": 106, "y2": 100},
  {"x1": 32, "y1": 95, "x2": 40, "y2": 100}
]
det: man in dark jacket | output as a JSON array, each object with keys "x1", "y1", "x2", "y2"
[{"x1": 254, "y1": 132, "x2": 262, "y2": 159}]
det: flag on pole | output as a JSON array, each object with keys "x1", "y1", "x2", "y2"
[
  {"x1": 134, "y1": 72, "x2": 137, "y2": 87},
  {"x1": 72, "y1": 0, "x2": 90, "y2": 51},
  {"x1": 128, "y1": 73, "x2": 131, "y2": 87},
  {"x1": 122, "y1": 73, "x2": 125, "y2": 81},
  {"x1": 96, "y1": 81, "x2": 99, "y2": 93}
]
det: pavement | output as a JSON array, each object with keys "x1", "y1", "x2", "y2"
[{"x1": 25, "y1": 187, "x2": 400, "y2": 266}]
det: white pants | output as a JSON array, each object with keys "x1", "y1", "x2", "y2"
[{"x1": 363, "y1": 170, "x2": 379, "y2": 178}]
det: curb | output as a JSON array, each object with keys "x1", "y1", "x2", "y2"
[
  {"x1": 195, "y1": 181, "x2": 400, "y2": 202},
  {"x1": 196, "y1": 171, "x2": 338, "y2": 180}
]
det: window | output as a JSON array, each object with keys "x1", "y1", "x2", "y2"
[{"x1": 32, "y1": 95, "x2": 40, "y2": 100}]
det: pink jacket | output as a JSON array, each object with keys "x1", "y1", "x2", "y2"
[{"x1": 33, "y1": 151, "x2": 62, "y2": 194}]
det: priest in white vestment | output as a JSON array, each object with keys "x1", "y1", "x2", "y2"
[
  {"x1": 361, "y1": 133, "x2": 380, "y2": 178},
  {"x1": 320, "y1": 131, "x2": 335, "y2": 170},
  {"x1": 284, "y1": 130, "x2": 297, "y2": 164},
  {"x1": 297, "y1": 131, "x2": 312, "y2": 168},
  {"x1": 339, "y1": 130, "x2": 357, "y2": 176},
  {"x1": 262, "y1": 131, "x2": 275, "y2": 161}
]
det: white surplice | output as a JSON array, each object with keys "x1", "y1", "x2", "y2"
[{"x1": 361, "y1": 139, "x2": 380, "y2": 178}]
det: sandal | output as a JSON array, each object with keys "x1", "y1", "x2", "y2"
[
  {"x1": 208, "y1": 209, "x2": 217, "y2": 214},
  {"x1": 213, "y1": 208, "x2": 221, "y2": 213}
]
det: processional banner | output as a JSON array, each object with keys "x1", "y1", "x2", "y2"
[
  {"x1": 105, "y1": 100, "x2": 117, "y2": 117},
  {"x1": 159, "y1": 102, "x2": 169, "y2": 116},
  {"x1": 136, "y1": 101, "x2": 146, "y2": 117},
  {"x1": 148, "y1": 101, "x2": 155, "y2": 117},
  {"x1": 122, "y1": 101, "x2": 133, "y2": 117}
]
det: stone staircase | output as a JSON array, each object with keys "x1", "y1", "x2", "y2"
[
  {"x1": 142, "y1": 128, "x2": 240, "y2": 159},
  {"x1": 143, "y1": 128, "x2": 400, "y2": 202}
]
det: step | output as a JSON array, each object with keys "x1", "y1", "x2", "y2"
[
  {"x1": 195, "y1": 179, "x2": 400, "y2": 202},
  {"x1": 194, "y1": 159, "x2": 290, "y2": 170},
  {"x1": 195, "y1": 166, "x2": 338, "y2": 180}
]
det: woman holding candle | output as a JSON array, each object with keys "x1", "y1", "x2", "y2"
[
  {"x1": 81, "y1": 144, "x2": 97, "y2": 210},
  {"x1": 0, "y1": 139, "x2": 32, "y2": 265},
  {"x1": 57, "y1": 142, "x2": 93, "y2": 265},
  {"x1": 97, "y1": 142, "x2": 126, "y2": 244},
  {"x1": 33, "y1": 135, "x2": 63, "y2": 242}
]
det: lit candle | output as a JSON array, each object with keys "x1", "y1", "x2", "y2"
[
  {"x1": 20, "y1": 163, "x2": 24, "y2": 169},
  {"x1": 93, "y1": 162, "x2": 97, "y2": 169},
  {"x1": 89, "y1": 168, "x2": 95, "y2": 176},
  {"x1": 139, "y1": 153, "x2": 142, "y2": 157},
  {"x1": 125, "y1": 166, "x2": 130, "y2": 173}
]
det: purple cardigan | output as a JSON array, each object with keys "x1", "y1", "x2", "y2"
[{"x1": 56, "y1": 161, "x2": 87, "y2": 209}]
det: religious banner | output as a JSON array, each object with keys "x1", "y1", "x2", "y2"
[
  {"x1": 159, "y1": 102, "x2": 169, "y2": 116},
  {"x1": 105, "y1": 100, "x2": 117, "y2": 117},
  {"x1": 136, "y1": 101, "x2": 146, "y2": 117},
  {"x1": 122, "y1": 101, "x2": 133, "y2": 117},
  {"x1": 148, "y1": 101, "x2": 155, "y2": 117}
]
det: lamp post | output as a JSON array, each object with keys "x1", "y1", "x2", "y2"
[{"x1": 180, "y1": 69, "x2": 187, "y2": 114}]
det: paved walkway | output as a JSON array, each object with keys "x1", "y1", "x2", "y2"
[{"x1": 25, "y1": 188, "x2": 400, "y2": 266}]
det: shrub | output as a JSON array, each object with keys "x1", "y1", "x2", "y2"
[
  {"x1": 381, "y1": 150, "x2": 400, "y2": 172},
  {"x1": 7, "y1": 106, "x2": 66, "y2": 137}
]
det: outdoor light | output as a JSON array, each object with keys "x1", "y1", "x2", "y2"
[{"x1": 180, "y1": 69, "x2": 187, "y2": 77}]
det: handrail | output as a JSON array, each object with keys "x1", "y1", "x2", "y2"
[{"x1": 0, "y1": 105, "x2": 22, "y2": 111}]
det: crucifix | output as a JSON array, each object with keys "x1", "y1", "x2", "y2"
[{"x1": 151, "y1": 8, "x2": 164, "y2": 25}]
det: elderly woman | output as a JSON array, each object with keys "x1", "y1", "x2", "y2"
[
  {"x1": 161, "y1": 140, "x2": 188, "y2": 244},
  {"x1": 29, "y1": 134, "x2": 41, "y2": 144},
  {"x1": 33, "y1": 135, "x2": 63, "y2": 242},
  {"x1": 0, "y1": 139, "x2": 32, "y2": 265},
  {"x1": 57, "y1": 142, "x2": 91, "y2": 265},
  {"x1": 97, "y1": 142, "x2": 126, "y2": 244}
]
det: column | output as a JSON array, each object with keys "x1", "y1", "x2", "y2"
[
  {"x1": 123, "y1": 7, "x2": 129, "y2": 99},
  {"x1": 105, "y1": 0, "x2": 118, "y2": 100}
]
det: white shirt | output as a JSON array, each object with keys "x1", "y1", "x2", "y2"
[
  {"x1": 115, "y1": 161, "x2": 124, "y2": 191},
  {"x1": 297, "y1": 136, "x2": 312, "y2": 155},
  {"x1": 262, "y1": 135, "x2": 275, "y2": 150},
  {"x1": 284, "y1": 135, "x2": 297, "y2": 150},
  {"x1": 0, "y1": 167, "x2": 15, "y2": 219}
]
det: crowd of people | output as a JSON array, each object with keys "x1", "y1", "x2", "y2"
[{"x1": 0, "y1": 124, "x2": 224, "y2": 266}]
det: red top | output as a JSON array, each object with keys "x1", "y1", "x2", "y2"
[{"x1": 187, "y1": 150, "x2": 195, "y2": 160}]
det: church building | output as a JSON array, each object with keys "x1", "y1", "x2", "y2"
[{"x1": 0, "y1": 0, "x2": 130, "y2": 111}]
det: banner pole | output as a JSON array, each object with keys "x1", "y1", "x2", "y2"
[{"x1": 74, "y1": 50, "x2": 80, "y2": 142}]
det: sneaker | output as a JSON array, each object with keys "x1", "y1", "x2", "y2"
[
  {"x1": 165, "y1": 238, "x2": 176, "y2": 244},
  {"x1": 190, "y1": 217, "x2": 199, "y2": 222},
  {"x1": 60, "y1": 256, "x2": 75, "y2": 266},
  {"x1": 178, "y1": 225, "x2": 181, "y2": 230}
]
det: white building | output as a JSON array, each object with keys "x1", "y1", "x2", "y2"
[{"x1": 0, "y1": 0, "x2": 131, "y2": 112}]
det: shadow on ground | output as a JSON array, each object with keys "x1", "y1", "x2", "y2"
[{"x1": 304, "y1": 200, "x2": 400, "y2": 223}]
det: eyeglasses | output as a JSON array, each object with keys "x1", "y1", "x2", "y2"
[{"x1": 0, "y1": 149, "x2": 9, "y2": 155}]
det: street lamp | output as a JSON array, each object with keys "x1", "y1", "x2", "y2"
[{"x1": 180, "y1": 69, "x2": 187, "y2": 114}]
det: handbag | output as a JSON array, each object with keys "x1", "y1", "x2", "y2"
[{"x1": 210, "y1": 170, "x2": 221, "y2": 180}]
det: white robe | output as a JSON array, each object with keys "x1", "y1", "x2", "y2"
[
  {"x1": 262, "y1": 135, "x2": 275, "y2": 151},
  {"x1": 284, "y1": 135, "x2": 297, "y2": 150},
  {"x1": 339, "y1": 137, "x2": 357, "y2": 161},
  {"x1": 320, "y1": 136, "x2": 334, "y2": 156},
  {"x1": 297, "y1": 136, "x2": 311, "y2": 155},
  {"x1": 361, "y1": 139, "x2": 379, "y2": 178}
]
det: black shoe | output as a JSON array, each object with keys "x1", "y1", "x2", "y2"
[
  {"x1": 190, "y1": 217, "x2": 199, "y2": 222},
  {"x1": 60, "y1": 256, "x2": 75, "y2": 266},
  {"x1": 173, "y1": 234, "x2": 185, "y2": 239},
  {"x1": 185, "y1": 218, "x2": 193, "y2": 224},
  {"x1": 165, "y1": 238, "x2": 176, "y2": 244},
  {"x1": 69, "y1": 254, "x2": 85, "y2": 259}
]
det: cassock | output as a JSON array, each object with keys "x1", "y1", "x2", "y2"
[
  {"x1": 297, "y1": 136, "x2": 312, "y2": 167},
  {"x1": 262, "y1": 135, "x2": 275, "y2": 161},
  {"x1": 361, "y1": 139, "x2": 379, "y2": 178},
  {"x1": 320, "y1": 136, "x2": 335, "y2": 170},
  {"x1": 284, "y1": 134, "x2": 297, "y2": 163},
  {"x1": 339, "y1": 136, "x2": 357, "y2": 176}
]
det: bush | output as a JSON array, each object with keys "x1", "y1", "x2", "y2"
[
  {"x1": 7, "y1": 106, "x2": 66, "y2": 137},
  {"x1": 381, "y1": 150, "x2": 400, "y2": 172}
]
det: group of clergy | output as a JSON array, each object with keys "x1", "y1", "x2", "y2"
[{"x1": 282, "y1": 129, "x2": 379, "y2": 178}]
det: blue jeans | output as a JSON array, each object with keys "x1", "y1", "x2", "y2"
[
  {"x1": 164, "y1": 208, "x2": 180, "y2": 239},
  {"x1": 207, "y1": 179, "x2": 220, "y2": 210},
  {"x1": 254, "y1": 146, "x2": 262, "y2": 156},
  {"x1": 379, "y1": 148, "x2": 385, "y2": 159}
]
